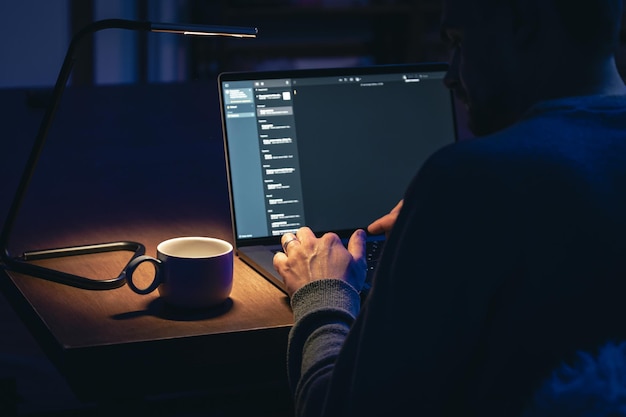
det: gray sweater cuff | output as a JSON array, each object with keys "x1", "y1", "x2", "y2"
[{"x1": 290, "y1": 279, "x2": 361, "y2": 321}]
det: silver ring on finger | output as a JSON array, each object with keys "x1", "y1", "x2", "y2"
[{"x1": 282, "y1": 236, "x2": 299, "y2": 253}]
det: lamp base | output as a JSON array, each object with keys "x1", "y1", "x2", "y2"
[{"x1": 3, "y1": 241, "x2": 145, "y2": 290}]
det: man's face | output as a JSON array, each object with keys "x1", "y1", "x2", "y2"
[{"x1": 441, "y1": 0, "x2": 522, "y2": 136}]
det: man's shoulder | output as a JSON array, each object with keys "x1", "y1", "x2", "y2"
[
  {"x1": 422, "y1": 131, "x2": 525, "y2": 175},
  {"x1": 431, "y1": 94, "x2": 626, "y2": 167}
]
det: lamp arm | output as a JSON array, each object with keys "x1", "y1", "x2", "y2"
[
  {"x1": 0, "y1": 19, "x2": 256, "y2": 265},
  {"x1": 0, "y1": 20, "x2": 152, "y2": 263}
]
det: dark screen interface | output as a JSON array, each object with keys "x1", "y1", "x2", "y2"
[{"x1": 222, "y1": 69, "x2": 456, "y2": 240}]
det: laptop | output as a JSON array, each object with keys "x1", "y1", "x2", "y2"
[{"x1": 218, "y1": 63, "x2": 458, "y2": 294}]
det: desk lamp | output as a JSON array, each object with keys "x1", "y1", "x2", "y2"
[{"x1": 0, "y1": 19, "x2": 257, "y2": 290}]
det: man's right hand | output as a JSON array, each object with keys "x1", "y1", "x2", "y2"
[{"x1": 367, "y1": 200, "x2": 403, "y2": 237}]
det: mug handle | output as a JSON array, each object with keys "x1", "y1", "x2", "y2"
[{"x1": 125, "y1": 255, "x2": 162, "y2": 295}]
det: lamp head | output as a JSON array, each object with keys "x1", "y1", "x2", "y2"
[{"x1": 150, "y1": 22, "x2": 257, "y2": 38}]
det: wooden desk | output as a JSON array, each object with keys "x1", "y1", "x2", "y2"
[{"x1": 0, "y1": 82, "x2": 294, "y2": 405}]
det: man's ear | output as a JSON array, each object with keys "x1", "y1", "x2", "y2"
[{"x1": 511, "y1": 0, "x2": 540, "y2": 48}]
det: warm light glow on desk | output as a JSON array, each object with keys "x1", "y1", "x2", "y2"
[{"x1": 0, "y1": 19, "x2": 257, "y2": 290}]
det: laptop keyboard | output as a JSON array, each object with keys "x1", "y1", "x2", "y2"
[{"x1": 362, "y1": 238, "x2": 384, "y2": 295}]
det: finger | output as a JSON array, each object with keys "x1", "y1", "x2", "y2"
[
  {"x1": 273, "y1": 250, "x2": 287, "y2": 270},
  {"x1": 367, "y1": 214, "x2": 396, "y2": 235},
  {"x1": 281, "y1": 232, "x2": 296, "y2": 245},
  {"x1": 367, "y1": 218, "x2": 386, "y2": 235},
  {"x1": 281, "y1": 232, "x2": 300, "y2": 253},
  {"x1": 347, "y1": 229, "x2": 367, "y2": 262},
  {"x1": 282, "y1": 238, "x2": 300, "y2": 253},
  {"x1": 390, "y1": 199, "x2": 404, "y2": 215},
  {"x1": 367, "y1": 200, "x2": 403, "y2": 235},
  {"x1": 294, "y1": 226, "x2": 315, "y2": 243}
]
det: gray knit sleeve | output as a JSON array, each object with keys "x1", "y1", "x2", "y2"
[{"x1": 286, "y1": 279, "x2": 361, "y2": 415}]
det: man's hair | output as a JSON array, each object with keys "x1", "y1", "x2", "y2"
[
  {"x1": 552, "y1": 0, "x2": 623, "y2": 56},
  {"x1": 475, "y1": 0, "x2": 622, "y2": 56}
]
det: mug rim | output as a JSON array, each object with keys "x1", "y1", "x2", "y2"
[{"x1": 157, "y1": 236, "x2": 233, "y2": 259}]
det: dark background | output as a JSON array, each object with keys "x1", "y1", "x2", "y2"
[{"x1": 2, "y1": 1, "x2": 626, "y2": 415}]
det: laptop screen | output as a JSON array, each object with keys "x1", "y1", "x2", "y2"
[{"x1": 219, "y1": 63, "x2": 457, "y2": 246}]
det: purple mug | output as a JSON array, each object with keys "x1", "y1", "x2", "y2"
[{"x1": 126, "y1": 236, "x2": 233, "y2": 309}]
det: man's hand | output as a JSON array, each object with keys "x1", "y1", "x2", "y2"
[
  {"x1": 367, "y1": 199, "x2": 404, "y2": 237},
  {"x1": 273, "y1": 227, "x2": 367, "y2": 298}
]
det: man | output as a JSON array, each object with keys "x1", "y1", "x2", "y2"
[{"x1": 273, "y1": 0, "x2": 626, "y2": 415}]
